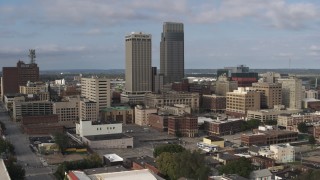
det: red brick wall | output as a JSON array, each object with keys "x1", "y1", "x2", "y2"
[{"x1": 22, "y1": 115, "x2": 59, "y2": 125}]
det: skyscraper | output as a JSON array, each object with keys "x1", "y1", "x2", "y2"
[
  {"x1": 160, "y1": 22, "x2": 184, "y2": 84},
  {"x1": 125, "y1": 32, "x2": 152, "y2": 93}
]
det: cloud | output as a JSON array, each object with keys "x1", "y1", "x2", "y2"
[
  {"x1": 191, "y1": 0, "x2": 320, "y2": 30},
  {"x1": 308, "y1": 45, "x2": 320, "y2": 56}
]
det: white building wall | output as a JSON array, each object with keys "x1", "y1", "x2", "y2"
[
  {"x1": 270, "y1": 144, "x2": 295, "y2": 163},
  {"x1": 76, "y1": 120, "x2": 122, "y2": 137}
]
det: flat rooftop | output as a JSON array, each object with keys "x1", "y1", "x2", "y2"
[
  {"x1": 205, "y1": 136, "x2": 224, "y2": 141},
  {"x1": 83, "y1": 166, "x2": 127, "y2": 175},
  {"x1": 88, "y1": 169, "x2": 157, "y2": 180}
]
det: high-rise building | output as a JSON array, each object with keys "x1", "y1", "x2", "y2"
[
  {"x1": 125, "y1": 32, "x2": 152, "y2": 93},
  {"x1": 160, "y1": 22, "x2": 184, "y2": 84},
  {"x1": 252, "y1": 82, "x2": 282, "y2": 109},
  {"x1": 278, "y1": 77, "x2": 302, "y2": 109},
  {"x1": 2, "y1": 59, "x2": 39, "y2": 99},
  {"x1": 81, "y1": 77, "x2": 111, "y2": 111}
]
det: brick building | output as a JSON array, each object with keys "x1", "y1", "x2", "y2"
[
  {"x1": 148, "y1": 113, "x2": 170, "y2": 131},
  {"x1": 241, "y1": 128, "x2": 298, "y2": 146},
  {"x1": 204, "y1": 118, "x2": 245, "y2": 136},
  {"x1": 21, "y1": 114, "x2": 63, "y2": 135},
  {"x1": 168, "y1": 116, "x2": 198, "y2": 137},
  {"x1": 202, "y1": 95, "x2": 226, "y2": 113},
  {"x1": 127, "y1": 156, "x2": 161, "y2": 176},
  {"x1": 251, "y1": 156, "x2": 276, "y2": 169},
  {"x1": 1, "y1": 60, "x2": 39, "y2": 99},
  {"x1": 22, "y1": 115, "x2": 59, "y2": 125}
]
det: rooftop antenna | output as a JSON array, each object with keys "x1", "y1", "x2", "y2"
[{"x1": 29, "y1": 49, "x2": 36, "y2": 64}]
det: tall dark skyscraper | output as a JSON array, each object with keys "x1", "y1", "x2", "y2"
[{"x1": 160, "y1": 22, "x2": 184, "y2": 84}]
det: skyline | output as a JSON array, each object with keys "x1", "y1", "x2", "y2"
[{"x1": 1, "y1": 0, "x2": 320, "y2": 70}]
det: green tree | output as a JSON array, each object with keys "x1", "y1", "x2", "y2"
[
  {"x1": 54, "y1": 154, "x2": 103, "y2": 179},
  {"x1": 309, "y1": 135, "x2": 316, "y2": 145},
  {"x1": 241, "y1": 119, "x2": 261, "y2": 131},
  {"x1": 54, "y1": 132, "x2": 69, "y2": 153},
  {"x1": 153, "y1": 144, "x2": 185, "y2": 158},
  {"x1": 156, "y1": 150, "x2": 210, "y2": 180},
  {"x1": 218, "y1": 157, "x2": 253, "y2": 178},
  {"x1": 297, "y1": 122, "x2": 308, "y2": 133}
]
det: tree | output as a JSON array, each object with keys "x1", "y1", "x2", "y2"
[
  {"x1": 241, "y1": 119, "x2": 261, "y2": 131},
  {"x1": 153, "y1": 144, "x2": 185, "y2": 158},
  {"x1": 218, "y1": 157, "x2": 253, "y2": 178},
  {"x1": 156, "y1": 150, "x2": 210, "y2": 180},
  {"x1": 54, "y1": 154, "x2": 103, "y2": 179},
  {"x1": 53, "y1": 132, "x2": 69, "y2": 153},
  {"x1": 309, "y1": 135, "x2": 316, "y2": 145},
  {"x1": 298, "y1": 122, "x2": 308, "y2": 133}
]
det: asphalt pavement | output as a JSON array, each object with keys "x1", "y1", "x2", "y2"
[{"x1": 0, "y1": 103, "x2": 55, "y2": 180}]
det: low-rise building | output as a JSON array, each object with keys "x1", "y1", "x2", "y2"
[
  {"x1": 76, "y1": 120, "x2": 122, "y2": 137},
  {"x1": 201, "y1": 95, "x2": 226, "y2": 113},
  {"x1": 53, "y1": 96, "x2": 80, "y2": 126},
  {"x1": 212, "y1": 153, "x2": 241, "y2": 165},
  {"x1": 203, "y1": 136, "x2": 225, "y2": 148},
  {"x1": 278, "y1": 112, "x2": 320, "y2": 131},
  {"x1": 135, "y1": 105, "x2": 157, "y2": 126},
  {"x1": 270, "y1": 144, "x2": 295, "y2": 163},
  {"x1": 101, "y1": 106, "x2": 133, "y2": 124},
  {"x1": 247, "y1": 106, "x2": 301, "y2": 122},
  {"x1": 148, "y1": 113, "x2": 170, "y2": 131},
  {"x1": 241, "y1": 127, "x2": 298, "y2": 146},
  {"x1": 203, "y1": 118, "x2": 245, "y2": 136},
  {"x1": 250, "y1": 169, "x2": 272, "y2": 180},
  {"x1": 144, "y1": 91, "x2": 200, "y2": 112},
  {"x1": 168, "y1": 115, "x2": 198, "y2": 137},
  {"x1": 226, "y1": 87, "x2": 261, "y2": 118},
  {"x1": 251, "y1": 155, "x2": 276, "y2": 169},
  {"x1": 159, "y1": 104, "x2": 191, "y2": 116},
  {"x1": 128, "y1": 156, "x2": 161, "y2": 176}
]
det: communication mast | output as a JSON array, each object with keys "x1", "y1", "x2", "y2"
[{"x1": 29, "y1": 49, "x2": 36, "y2": 64}]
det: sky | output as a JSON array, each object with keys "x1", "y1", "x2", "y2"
[{"x1": 1, "y1": 0, "x2": 320, "y2": 70}]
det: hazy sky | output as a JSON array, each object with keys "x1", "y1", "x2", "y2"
[{"x1": 1, "y1": 0, "x2": 320, "y2": 70}]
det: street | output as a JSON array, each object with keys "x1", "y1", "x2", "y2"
[{"x1": 0, "y1": 103, "x2": 55, "y2": 180}]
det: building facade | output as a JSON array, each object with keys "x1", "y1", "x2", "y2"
[
  {"x1": 215, "y1": 75, "x2": 238, "y2": 96},
  {"x1": 252, "y1": 82, "x2": 282, "y2": 109},
  {"x1": 226, "y1": 87, "x2": 261, "y2": 118},
  {"x1": 2, "y1": 60, "x2": 39, "y2": 98},
  {"x1": 168, "y1": 116, "x2": 198, "y2": 137},
  {"x1": 125, "y1": 32, "x2": 152, "y2": 93},
  {"x1": 134, "y1": 105, "x2": 158, "y2": 126},
  {"x1": 81, "y1": 77, "x2": 111, "y2": 110},
  {"x1": 160, "y1": 22, "x2": 184, "y2": 84},
  {"x1": 53, "y1": 96, "x2": 80, "y2": 126},
  {"x1": 202, "y1": 95, "x2": 226, "y2": 113},
  {"x1": 278, "y1": 77, "x2": 302, "y2": 109},
  {"x1": 144, "y1": 92, "x2": 199, "y2": 112}
]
